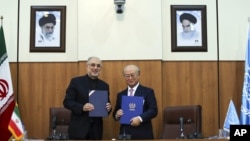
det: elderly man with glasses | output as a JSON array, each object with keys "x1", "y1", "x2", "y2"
[{"x1": 113, "y1": 64, "x2": 158, "y2": 140}]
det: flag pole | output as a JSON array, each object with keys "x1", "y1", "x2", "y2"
[{"x1": 0, "y1": 16, "x2": 3, "y2": 26}]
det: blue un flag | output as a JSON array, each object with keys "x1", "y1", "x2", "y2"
[
  {"x1": 223, "y1": 100, "x2": 240, "y2": 132},
  {"x1": 240, "y1": 24, "x2": 250, "y2": 125}
]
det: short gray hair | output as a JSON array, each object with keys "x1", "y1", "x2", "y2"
[
  {"x1": 123, "y1": 64, "x2": 140, "y2": 75},
  {"x1": 87, "y1": 56, "x2": 102, "y2": 64}
]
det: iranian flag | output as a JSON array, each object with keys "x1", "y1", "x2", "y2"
[
  {"x1": 8, "y1": 103, "x2": 24, "y2": 140},
  {"x1": 0, "y1": 25, "x2": 17, "y2": 141}
]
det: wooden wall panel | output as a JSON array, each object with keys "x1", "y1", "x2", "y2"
[
  {"x1": 162, "y1": 61, "x2": 219, "y2": 137},
  {"x1": 218, "y1": 61, "x2": 244, "y2": 128},
  {"x1": 17, "y1": 62, "x2": 79, "y2": 139},
  {"x1": 16, "y1": 61, "x2": 162, "y2": 139},
  {"x1": 10, "y1": 61, "x2": 245, "y2": 139}
]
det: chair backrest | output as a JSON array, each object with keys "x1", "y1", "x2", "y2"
[
  {"x1": 160, "y1": 105, "x2": 202, "y2": 139},
  {"x1": 48, "y1": 107, "x2": 71, "y2": 140}
]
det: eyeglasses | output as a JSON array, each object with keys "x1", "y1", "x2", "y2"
[
  {"x1": 124, "y1": 74, "x2": 137, "y2": 79},
  {"x1": 88, "y1": 63, "x2": 101, "y2": 68}
]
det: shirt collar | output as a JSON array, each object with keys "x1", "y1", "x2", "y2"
[{"x1": 128, "y1": 83, "x2": 139, "y2": 92}]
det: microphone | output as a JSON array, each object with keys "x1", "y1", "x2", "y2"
[
  {"x1": 52, "y1": 116, "x2": 57, "y2": 136},
  {"x1": 47, "y1": 116, "x2": 57, "y2": 140},
  {"x1": 118, "y1": 127, "x2": 131, "y2": 140},
  {"x1": 122, "y1": 127, "x2": 126, "y2": 139},
  {"x1": 187, "y1": 118, "x2": 194, "y2": 138},
  {"x1": 180, "y1": 117, "x2": 184, "y2": 131},
  {"x1": 52, "y1": 116, "x2": 57, "y2": 129},
  {"x1": 179, "y1": 117, "x2": 185, "y2": 139}
]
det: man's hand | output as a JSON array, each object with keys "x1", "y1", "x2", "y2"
[
  {"x1": 106, "y1": 103, "x2": 112, "y2": 112},
  {"x1": 130, "y1": 117, "x2": 141, "y2": 126},
  {"x1": 83, "y1": 103, "x2": 94, "y2": 111},
  {"x1": 115, "y1": 109, "x2": 123, "y2": 119}
]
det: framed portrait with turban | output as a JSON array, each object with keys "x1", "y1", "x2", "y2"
[
  {"x1": 170, "y1": 5, "x2": 207, "y2": 52},
  {"x1": 30, "y1": 6, "x2": 66, "y2": 52}
]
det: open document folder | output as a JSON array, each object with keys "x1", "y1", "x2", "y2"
[
  {"x1": 120, "y1": 95, "x2": 143, "y2": 124},
  {"x1": 89, "y1": 90, "x2": 108, "y2": 117}
]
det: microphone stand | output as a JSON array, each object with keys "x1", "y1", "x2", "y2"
[
  {"x1": 122, "y1": 127, "x2": 126, "y2": 139},
  {"x1": 179, "y1": 117, "x2": 185, "y2": 139},
  {"x1": 52, "y1": 116, "x2": 57, "y2": 139},
  {"x1": 47, "y1": 116, "x2": 57, "y2": 140},
  {"x1": 118, "y1": 127, "x2": 131, "y2": 140}
]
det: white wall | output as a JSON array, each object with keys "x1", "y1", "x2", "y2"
[
  {"x1": 218, "y1": 0, "x2": 250, "y2": 60},
  {"x1": 18, "y1": 0, "x2": 78, "y2": 62},
  {"x1": 0, "y1": 0, "x2": 18, "y2": 62},
  {"x1": 0, "y1": 0, "x2": 250, "y2": 62},
  {"x1": 162, "y1": 0, "x2": 218, "y2": 61},
  {"x1": 78, "y1": 0, "x2": 162, "y2": 61}
]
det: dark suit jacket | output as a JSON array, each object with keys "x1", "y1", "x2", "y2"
[
  {"x1": 113, "y1": 84, "x2": 158, "y2": 140},
  {"x1": 63, "y1": 74, "x2": 110, "y2": 139}
]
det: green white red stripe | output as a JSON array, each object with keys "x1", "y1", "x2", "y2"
[
  {"x1": 0, "y1": 25, "x2": 23, "y2": 140},
  {"x1": 8, "y1": 104, "x2": 24, "y2": 140}
]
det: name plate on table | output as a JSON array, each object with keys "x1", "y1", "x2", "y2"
[
  {"x1": 120, "y1": 95, "x2": 143, "y2": 124},
  {"x1": 89, "y1": 90, "x2": 108, "y2": 117}
]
